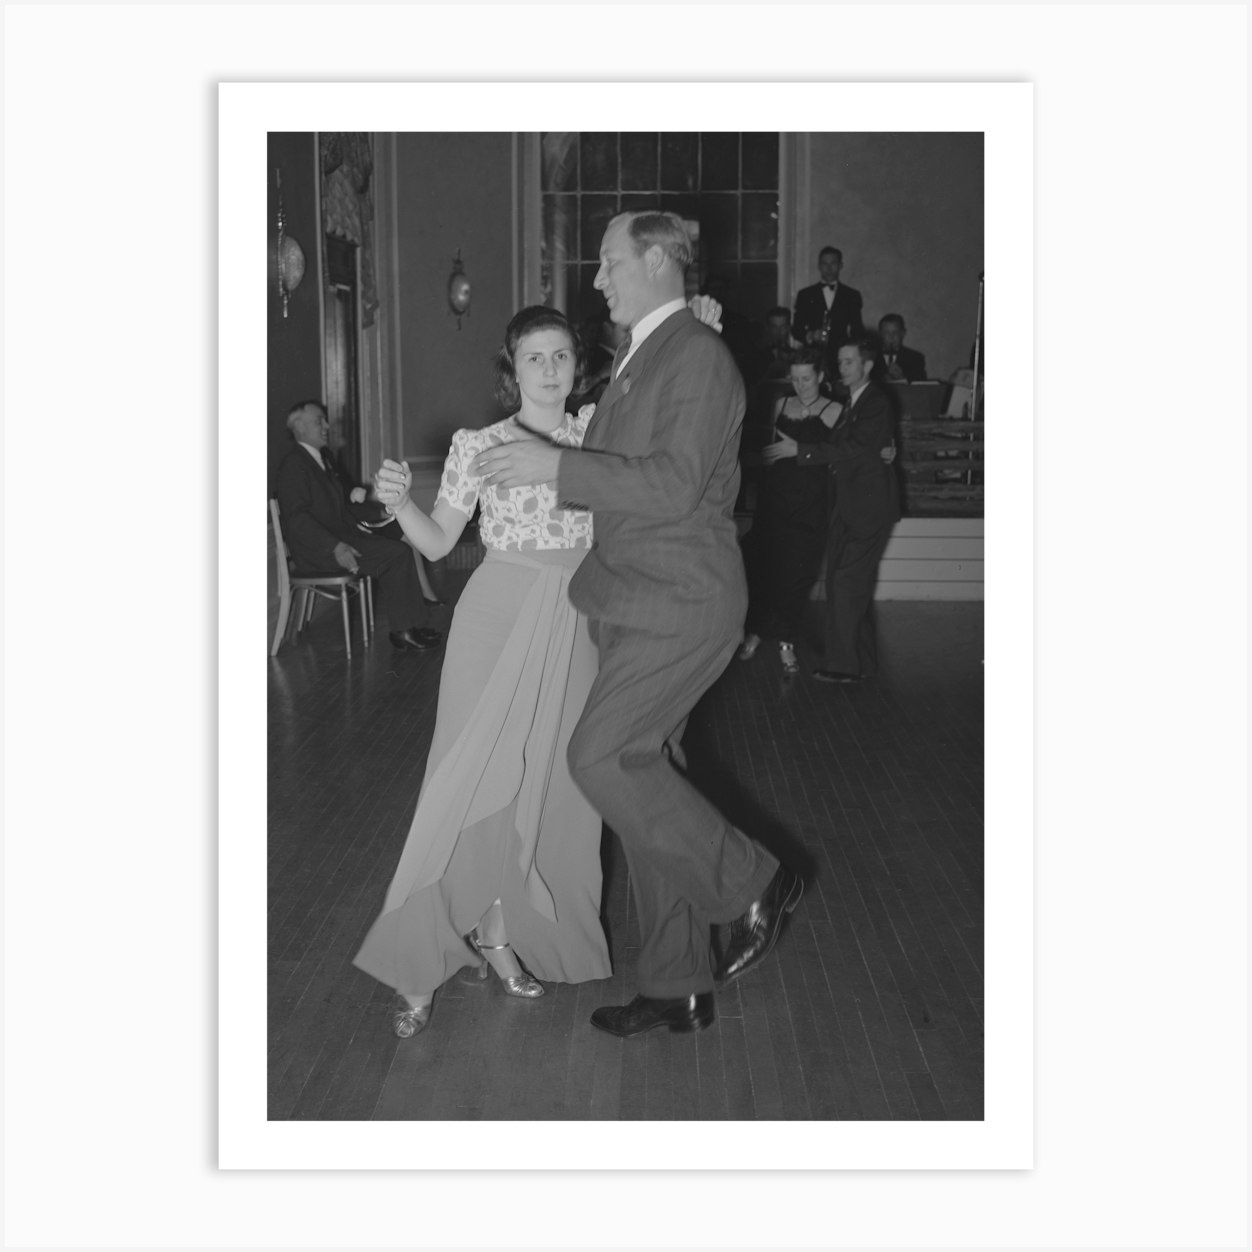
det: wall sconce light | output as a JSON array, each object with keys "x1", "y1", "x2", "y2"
[
  {"x1": 447, "y1": 249, "x2": 471, "y2": 329},
  {"x1": 274, "y1": 167, "x2": 306, "y2": 319}
]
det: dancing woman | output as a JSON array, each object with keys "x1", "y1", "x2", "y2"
[
  {"x1": 738, "y1": 348, "x2": 839, "y2": 677},
  {"x1": 354, "y1": 299, "x2": 720, "y2": 1037}
]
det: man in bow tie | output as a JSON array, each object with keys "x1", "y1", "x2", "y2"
[
  {"x1": 275, "y1": 401, "x2": 442, "y2": 652},
  {"x1": 791, "y1": 246, "x2": 865, "y2": 377},
  {"x1": 471, "y1": 212, "x2": 803, "y2": 1040}
]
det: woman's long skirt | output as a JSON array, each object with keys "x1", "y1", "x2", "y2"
[{"x1": 353, "y1": 547, "x2": 612, "y2": 996}]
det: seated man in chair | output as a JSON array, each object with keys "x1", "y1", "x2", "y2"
[{"x1": 276, "y1": 400, "x2": 442, "y2": 652}]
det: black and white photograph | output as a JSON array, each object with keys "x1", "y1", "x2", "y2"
[
  {"x1": 223, "y1": 80, "x2": 1035, "y2": 1174},
  {"x1": 263, "y1": 127, "x2": 990, "y2": 1128}
]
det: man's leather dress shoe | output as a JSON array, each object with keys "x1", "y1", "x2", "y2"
[
  {"x1": 389, "y1": 627, "x2": 443, "y2": 651},
  {"x1": 590, "y1": 992, "x2": 715, "y2": 1037},
  {"x1": 813, "y1": 669, "x2": 861, "y2": 683},
  {"x1": 715, "y1": 865, "x2": 804, "y2": 984}
]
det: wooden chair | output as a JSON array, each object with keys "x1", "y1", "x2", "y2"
[{"x1": 269, "y1": 499, "x2": 373, "y2": 659}]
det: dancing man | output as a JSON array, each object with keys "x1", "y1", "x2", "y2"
[{"x1": 473, "y1": 212, "x2": 803, "y2": 1037}]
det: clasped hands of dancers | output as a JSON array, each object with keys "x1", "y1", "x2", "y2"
[{"x1": 352, "y1": 211, "x2": 803, "y2": 1041}]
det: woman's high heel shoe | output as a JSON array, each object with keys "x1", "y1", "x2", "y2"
[
  {"x1": 466, "y1": 929, "x2": 544, "y2": 998},
  {"x1": 737, "y1": 632, "x2": 761, "y2": 661},
  {"x1": 392, "y1": 996, "x2": 433, "y2": 1038},
  {"x1": 779, "y1": 641, "x2": 800, "y2": 677}
]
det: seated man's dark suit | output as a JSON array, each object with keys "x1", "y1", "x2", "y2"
[
  {"x1": 321, "y1": 447, "x2": 411, "y2": 543},
  {"x1": 874, "y1": 345, "x2": 927, "y2": 383},
  {"x1": 791, "y1": 281, "x2": 865, "y2": 364},
  {"x1": 275, "y1": 444, "x2": 427, "y2": 632},
  {"x1": 778, "y1": 380, "x2": 900, "y2": 676}
]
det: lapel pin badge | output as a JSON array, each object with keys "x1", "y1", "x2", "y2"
[{"x1": 621, "y1": 376, "x2": 632, "y2": 394}]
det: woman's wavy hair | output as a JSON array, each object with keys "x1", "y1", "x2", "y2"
[{"x1": 492, "y1": 306, "x2": 586, "y2": 410}]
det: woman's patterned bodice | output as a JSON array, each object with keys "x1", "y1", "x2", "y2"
[{"x1": 436, "y1": 405, "x2": 595, "y2": 551}]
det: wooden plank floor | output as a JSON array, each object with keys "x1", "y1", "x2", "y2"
[{"x1": 268, "y1": 581, "x2": 984, "y2": 1121}]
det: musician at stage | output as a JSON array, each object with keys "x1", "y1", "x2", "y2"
[{"x1": 791, "y1": 245, "x2": 865, "y2": 377}]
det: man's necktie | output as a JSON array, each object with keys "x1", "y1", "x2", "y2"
[
  {"x1": 613, "y1": 331, "x2": 633, "y2": 378},
  {"x1": 319, "y1": 449, "x2": 336, "y2": 477}
]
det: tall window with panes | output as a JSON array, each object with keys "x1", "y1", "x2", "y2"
[{"x1": 540, "y1": 132, "x2": 779, "y2": 333}]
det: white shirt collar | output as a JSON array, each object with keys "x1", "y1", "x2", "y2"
[
  {"x1": 616, "y1": 297, "x2": 688, "y2": 376},
  {"x1": 848, "y1": 380, "x2": 871, "y2": 406},
  {"x1": 299, "y1": 441, "x2": 327, "y2": 464}
]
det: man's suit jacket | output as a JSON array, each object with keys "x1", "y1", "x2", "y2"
[
  {"x1": 275, "y1": 444, "x2": 363, "y2": 572},
  {"x1": 791, "y1": 282, "x2": 865, "y2": 351},
  {"x1": 874, "y1": 344, "x2": 927, "y2": 383},
  {"x1": 321, "y1": 446, "x2": 364, "y2": 501},
  {"x1": 558, "y1": 308, "x2": 748, "y2": 633},
  {"x1": 778, "y1": 380, "x2": 900, "y2": 535}
]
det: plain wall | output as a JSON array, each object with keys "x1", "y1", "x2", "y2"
[
  {"x1": 802, "y1": 132, "x2": 984, "y2": 384},
  {"x1": 393, "y1": 132, "x2": 516, "y2": 460},
  {"x1": 267, "y1": 132, "x2": 323, "y2": 494}
]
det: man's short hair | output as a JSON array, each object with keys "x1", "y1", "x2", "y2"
[
  {"x1": 620, "y1": 211, "x2": 693, "y2": 273},
  {"x1": 878, "y1": 313, "x2": 906, "y2": 332},
  {"x1": 843, "y1": 338, "x2": 878, "y2": 366},
  {"x1": 285, "y1": 399, "x2": 326, "y2": 431},
  {"x1": 818, "y1": 246, "x2": 843, "y2": 263}
]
